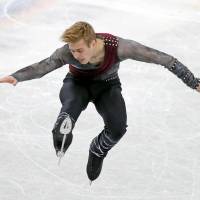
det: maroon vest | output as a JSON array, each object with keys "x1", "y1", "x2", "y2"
[{"x1": 69, "y1": 33, "x2": 119, "y2": 78}]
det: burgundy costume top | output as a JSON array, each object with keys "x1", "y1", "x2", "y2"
[{"x1": 69, "y1": 33, "x2": 119, "y2": 78}]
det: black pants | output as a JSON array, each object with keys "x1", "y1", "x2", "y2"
[{"x1": 58, "y1": 73, "x2": 127, "y2": 157}]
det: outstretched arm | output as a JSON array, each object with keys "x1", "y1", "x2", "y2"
[
  {"x1": 0, "y1": 44, "x2": 71, "y2": 85},
  {"x1": 117, "y1": 37, "x2": 200, "y2": 91}
]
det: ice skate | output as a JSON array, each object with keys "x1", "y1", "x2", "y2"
[
  {"x1": 52, "y1": 112, "x2": 74, "y2": 160},
  {"x1": 86, "y1": 150, "x2": 106, "y2": 182},
  {"x1": 57, "y1": 133, "x2": 71, "y2": 165}
]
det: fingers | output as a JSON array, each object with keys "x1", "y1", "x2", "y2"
[
  {"x1": 0, "y1": 76, "x2": 18, "y2": 85},
  {"x1": 0, "y1": 77, "x2": 6, "y2": 83},
  {"x1": 196, "y1": 84, "x2": 200, "y2": 92},
  {"x1": 12, "y1": 79, "x2": 18, "y2": 86},
  {"x1": 8, "y1": 76, "x2": 18, "y2": 85}
]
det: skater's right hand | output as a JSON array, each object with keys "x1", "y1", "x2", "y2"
[{"x1": 0, "y1": 75, "x2": 18, "y2": 86}]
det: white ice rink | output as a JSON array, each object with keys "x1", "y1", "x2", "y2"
[{"x1": 0, "y1": 0, "x2": 200, "y2": 199}]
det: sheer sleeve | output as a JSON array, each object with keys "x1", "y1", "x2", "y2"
[
  {"x1": 117, "y1": 37, "x2": 175, "y2": 67},
  {"x1": 10, "y1": 44, "x2": 72, "y2": 82},
  {"x1": 117, "y1": 37, "x2": 200, "y2": 89}
]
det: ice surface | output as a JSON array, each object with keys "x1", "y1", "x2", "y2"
[{"x1": 0, "y1": 0, "x2": 200, "y2": 199}]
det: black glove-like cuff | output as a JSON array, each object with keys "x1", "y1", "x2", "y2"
[{"x1": 166, "y1": 59, "x2": 200, "y2": 89}]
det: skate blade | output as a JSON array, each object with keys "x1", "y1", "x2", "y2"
[
  {"x1": 89, "y1": 180, "x2": 92, "y2": 186},
  {"x1": 57, "y1": 134, "x2": 68, "y2": 166},
  {"x1": 57, "y1": 151, "x2": 65, "y2": 166}
]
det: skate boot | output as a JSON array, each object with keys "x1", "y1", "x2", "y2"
[
  {"x1": 53, "y1": 131, "x2": 73, "y2": 156},
  {"x1": 52, "y1": 112, "x2": 74, "y2": 155},
  {"x1": 86, "y1": 150, "x2": 107, "y2": 182}
]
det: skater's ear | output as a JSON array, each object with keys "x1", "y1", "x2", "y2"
[{"x1": 88, "y1": 39, "x2": 96, "y2": 48}]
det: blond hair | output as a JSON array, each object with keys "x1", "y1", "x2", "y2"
[{"x1": 60, "y1": 21, "x2": 96, "y2": 46}]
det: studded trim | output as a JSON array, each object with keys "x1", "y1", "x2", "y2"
[
  {"x1": 69, "y1": 33, "x2": 119, "y2": 78},
  {"x1": 166, "y1": 59, "x2": 200, "y2": 89},
  {"x1": 105, "y1": 74, "x2": 118, "y2": 82},
  {"x1": 103, "y1": 35, "x2": 119, "y2": 47}
]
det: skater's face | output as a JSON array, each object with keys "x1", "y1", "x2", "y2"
[{"x1": 68, "y1": 39, "x2": 97, "y2": 64}]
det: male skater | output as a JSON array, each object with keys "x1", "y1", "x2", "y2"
[{"x1": 0, "y1": 21, "x2": 200, "y2": 183}]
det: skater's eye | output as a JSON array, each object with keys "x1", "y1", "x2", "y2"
[
  {"x1": 70, "y1": 48, "x2": 84, "y2": 53},
  {"x1": 77, "y1": 50, "x2": 83, "y2": 53}
]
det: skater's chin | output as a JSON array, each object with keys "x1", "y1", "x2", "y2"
[{"x1": 79, "y1": 59, "x2": 87, "y2": 64}]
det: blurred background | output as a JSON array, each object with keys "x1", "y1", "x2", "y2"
[{"x1": 0, "y1": 0, "x2": 200, "y2": 199}]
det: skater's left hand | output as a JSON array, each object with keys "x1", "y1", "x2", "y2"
[{"x1": 196, "y1": 83, "x2": 200, "y2": 92}]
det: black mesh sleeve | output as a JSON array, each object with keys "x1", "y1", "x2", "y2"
[
  {"x1": 117, "y1": 37, "x2": 175, "y2": 66},
  {"x1": 117, "y1": 37, "x2": 200, "y2": 89},
  {"x1": 10, "y1": 44, "x2": 71, "y2": 82},
  {"x1": 166, "y1": 59, "x2": 200, "y2": 89}
]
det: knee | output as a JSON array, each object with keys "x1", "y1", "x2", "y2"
[
  {"x1": 59, "y1": 90, "x2": 88, "y2": 111},
  {"x1": 52, "y1": 112, "x2": 75, "y2": 135},
  {"x1": 107, "y1": 123, "x2": 128, "y2": 141}
]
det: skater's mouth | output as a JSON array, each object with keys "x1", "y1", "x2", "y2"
[{"x1": 79, "y1": 59, "x2": 85, "y2": 62}]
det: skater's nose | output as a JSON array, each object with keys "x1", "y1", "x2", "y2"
[{"x1": 73, "y1": 52, "x2": 82, "y2": 60}]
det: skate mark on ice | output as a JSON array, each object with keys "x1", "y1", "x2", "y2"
[
  {"x1": 3, "y1": 0, "x2": 27, "y2": 26},
  {"x1": 136, "y1": 75, "x2": 171, "y2": 199},
  {"x1": 5, "y1": 118, "x2": 140, "y2": 200},
  {"x1": 29, "y1": 109, "x2": 49, "y2": 135},
  {"x1": 71, "y1": 0, "x2": 200, "y2": 24},
  {"x1": 5, "y1": 85, "x2": 44, "y2": 109},
  {"x1": 190, "y1": 158, "x2": 198, "y2": 200},
  {"x1": 6, "y1": 124, "x2": 83, "y2": 190},
  {"x1": 5, "y1": 120, "x2": 116, "y2": 199},
  {"x1": 8, "y1": 179, "x2": 26, "y2": 196}
]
